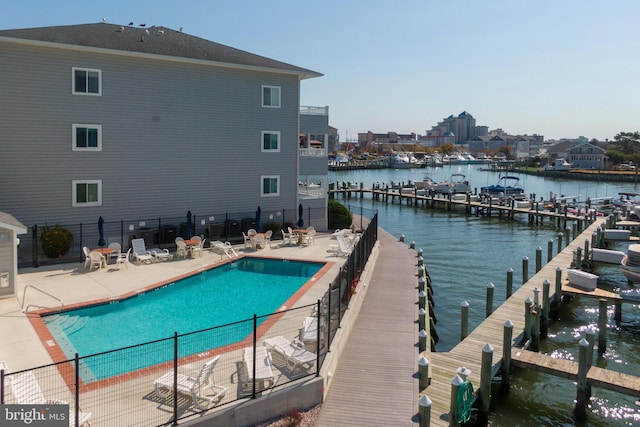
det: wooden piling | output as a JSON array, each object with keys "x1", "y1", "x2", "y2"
[
  {"x1": 574, "y1": 338, "x2": 590, "y2": 420},
  {"x1": 536, "y1": 246, "x2": 542, "y2": 272},
  {"x1": 541, "y1": 279, "x2": 550, "y2": 337},
  {"x1": 486, "y1": 282, "x2": 494, "y2": 317},
  {"x1": 460, "y1": 301, "x2": 469, "y2": 341},
  {"x1": 419, "y1": 394, "x2": 432, "y2": 427},
  {"x1": 597, "y1": 298, "x2": 607, "y2": 355},
  {"x1": 506, "y1": 268, "x2": 513, "y2": 299},
  {"x1": 522, "y1": 256, "x2": 529, "y2": 284},
  {"x1": 479, "y1": 344, "x2": 493, "y2": 417},
  {"x1": 419, "y1": 356, "x2": 430, "y2": 390},
  {"x1": 523, "y1": 298, "x2": 532, "y2": 344},
  {"x1": 502, "y1": 320, "x2": 513, "y2": 391}
]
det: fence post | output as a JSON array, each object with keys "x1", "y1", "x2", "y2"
[
  {"x1": 173, "y1": 332, "x2": 178, "y2": 424},
  {"x1": 316, "y1": 299, "x2": 321, "y2": 377},
  {"x1": 75, "y1": 353, "x2": 80, "y2": 427},
  {"x1": 251, "y1": 314, "x2": 257, "y2": 399}
]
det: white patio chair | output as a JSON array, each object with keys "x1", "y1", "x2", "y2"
[
  {"x1": 302, "y1": 228, "x2": 316, "y2": 245},
  {"x1": 281, "y1": 229, "x2": 292, "y2": 247},
  {"x1": 176, "y1": 240, "x2": 189, "y2": 259},
  {"x1": 192, "y1": 238, "x2": 206, "y2": 257},
  {"x1": 242, "y1": 232, "x2": 253, "y2": 249},
  {"x1": 175, "y1": 237, "x2": 184, "y2": 244},
  {"x1": 115, "y1": 248, "x2": 131, "y2": 269},
  {"x1": 11, "y1": 371, "x2": 91, "y2": 426},
  {"x1": 264, "y1": 230, "x2": 273, "y2": 248},
  {"x1": 154, "y1": 355, "x2": 227, "y2": 410},
  {"x1": 107, "y1": 242, "x2": 121, "y2": 264},
  {"x1": 82, "y1": 247, "x2": 91, "y2": 269},
  {"x1": 87, "y1": 251, "x2": 104, "y2": 270}
]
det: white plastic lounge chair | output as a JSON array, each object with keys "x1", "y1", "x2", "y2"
[
  {"x1": 87, "y1": 251, "x2": 104, "y2": 270},
  {"x1": 263, "y1": 336, "x2": 316, "y2": 372},
  {"x1": 175, "y1": 240, "x2": 188, "y2": 259},
  {"x1": 131, "y1": 238, "x2": 154, "y2": 264},
  {"x1": 147, "y1": 247, "x2": 173, "y2": 262},
  {"x1": 154, "y1": 355, "x2": 227, "y2": 410},
  {"x1": 116, "y1": 248, "x2": 131, "y2": 269},
  {"x1": 107, "y1": 242, "x2": 121, "y2": 263},
  {"x1": 242, "y1": 346, "x2": 274, "y2": 391},
  {"x1": 11, "y1": 371, "x2": 91, "y2": 426},
  {"x1": 210, "y1": 241, "x2": 238, "y2": 259},
  {"x1": 327, "y1": 234, "x2": 353, "y2": 257}
]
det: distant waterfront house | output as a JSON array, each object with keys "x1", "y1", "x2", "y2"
[
  {"x1": 0, "y1": 23, "x2": 323, "y2": 232},
  {"x1": 567, "y1": 143, "x2": 607, "y2": 170}
]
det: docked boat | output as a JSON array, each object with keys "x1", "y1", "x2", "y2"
[
  {"x1": 480, "y1": 175, "x2": 525, "y2": 199},
  {"x1": 387, "y1": 153, "x2": 412, "y2": 169},
  {"x1": 544, "y1": 158, "x2": 572, "y2": 171},
  {"x1": 433, "y1": 173, "x2": 471, "y2": 194},
  {"x1": 621, "y1": 244, "x2": 640, "y2": 283}
]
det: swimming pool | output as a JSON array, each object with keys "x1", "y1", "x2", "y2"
[{"x1": 43, "y1": 258, "x2": 324, "y2": 382}]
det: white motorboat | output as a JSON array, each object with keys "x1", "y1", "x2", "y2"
[
  {"x1": 387, "y1": 153, "x2": 412, "y2": 169},
  {"x1": 433, "y1": 173, "x2": 471, "y2": 194},
  {"x1": 621, "y1": 244, "x2": 640, "y2": 283},
  {"x1": 544, "y1": 158, "x2": 572, "y2": 171},
  {"x1": 480, "y1": 175, "x2": 525, "y2": 199}
]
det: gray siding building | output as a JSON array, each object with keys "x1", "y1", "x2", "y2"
[{"x1": 0, "y1": 23, "x2": 323, "y2": 236}]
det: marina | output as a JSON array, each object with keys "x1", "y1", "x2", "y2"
[{"x1": 329, "y1": 165, "x2": 640, "y2": 426}]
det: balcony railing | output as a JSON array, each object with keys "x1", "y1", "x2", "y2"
[
  {"x1": 300, "y1": 105, "x2": 329, "y2": 116},
  {"x1": 300, "y1": 148, "x2": 327, "y2": 157}
]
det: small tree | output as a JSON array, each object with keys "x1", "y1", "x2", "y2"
[
  {"x1": 328, "y1": 200, "x2": 353, "y2": 230},
  {"x1": 41, "y1": 225, "x2": 74, "y2": 258}
]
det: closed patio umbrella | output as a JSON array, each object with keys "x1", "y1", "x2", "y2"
[
  {"x1": 297, "y1": 203, "x2": 304, "y2": 228},
  {"x1": 98, "y1": 216, "x2": 106, "y2": 248},
  {"x1": 186, "y1": 211, "x2": 193, "y2": 239},
  {"x1": 256, "y1": 206, "x2": 262, "y2": 232}
]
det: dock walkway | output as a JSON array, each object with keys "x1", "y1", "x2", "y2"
[{"x1": 316, "y1": 228, "x2": 420, "y2": 426}]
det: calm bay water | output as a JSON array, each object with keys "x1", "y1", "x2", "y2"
[{"x1": 329, "y1": 165, "x2": 640, "y2": 426}]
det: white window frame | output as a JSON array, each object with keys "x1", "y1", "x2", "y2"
[
  {"x1": 72, "y1": 67, "x2": 102, "y2": 95},
  {"x1": 261, "y1": 85, "x2": 281, "y2": 108},
  {"x1": 260, "y1": 175, "x2": 280, "y2": 197},
  {"x1": 261, "y1": 131, "x2": 280, "y2": 152},
  {"x1": 72, "y1": 180, "x2": 102, "y2": 207},
  {"x1": 72, "y1": 124, "x2": 102, "y2": 151}
]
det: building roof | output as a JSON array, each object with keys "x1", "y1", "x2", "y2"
[
  {"x1": 0, "y1": 212, "x2": 27, "y2": 234},
  {"x1": 0, "y1": 23, "x2": 322, "y2": 79}
]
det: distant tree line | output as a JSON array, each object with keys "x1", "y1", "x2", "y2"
[{"x1": 606, "y1": 131, "x2": 640, "y2": 165}]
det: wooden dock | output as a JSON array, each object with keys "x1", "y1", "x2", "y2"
[
  {"x1": 329, "y1": 185, "x2": 589, "y2": 226},
  {"x1": 420, "y1": 217, "x2": 640, "y2": 426}
]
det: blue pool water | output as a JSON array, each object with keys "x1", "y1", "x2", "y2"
[{"x1": 44, "y1": 258, "x2": 323, "y2": 382}]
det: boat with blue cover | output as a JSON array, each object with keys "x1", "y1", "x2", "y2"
[{"x1": 480, "y1": 175, "x2": 525, "y2": 199}]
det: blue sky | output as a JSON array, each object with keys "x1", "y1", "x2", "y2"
[{"x1": 2, "y1": 0, "x2": 639, "y2": 141}]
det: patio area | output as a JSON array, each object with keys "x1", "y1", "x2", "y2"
[{"x1": 0, "y1": 232, "x2": 352, "y2": 426}]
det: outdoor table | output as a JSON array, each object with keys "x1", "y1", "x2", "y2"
[
  {"x1": 183, "y1": 239, "x2": 200, "y2": 257},
  {"x1": 91, "y1": 247, "x2": 114, "y2": 267},
  {"x1": 291, "y1": 229, "x2": 308, "y2": 245}
]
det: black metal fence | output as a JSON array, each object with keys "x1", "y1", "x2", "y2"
[
  {"x1": 20, "y1": 206, "x2": 327, "y2": 268},
  {"x1": 2, "y1": 212, "x2": 378, "y2": 426}
]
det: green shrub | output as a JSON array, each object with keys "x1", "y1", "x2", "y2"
[
  {"x1": 41, "y1": 225, "x2": 74, "y2": 258},
  {"x1": 328, "y1": 200, "x2": 353, "y2": 230},
  {"x1": 262, "y1": 222, "x2": 281, "y2": 236}
]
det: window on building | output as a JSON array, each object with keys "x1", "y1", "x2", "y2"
[
  {"x1": 261, "y1": 176, "x2": 279, "y2": 197},
  {"x1": 261, "y1": 131, "x2": 280, "y2": 152},
  {"x1": 73, "y1": 67, "x2": 101, "y2": 95},
  {"x1": 72, "y1": 180, "x2": 101, "y2": 207},
  {"x1": 72, "y1": 124, "x2": 102, "y2": 151},
  {"x1": 262, "y1": 85, "x2": 280, "y2": 108}
]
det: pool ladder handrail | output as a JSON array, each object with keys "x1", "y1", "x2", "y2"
[{"x1": 20, "y1": 284, "x2": 64, "y2": 313}]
